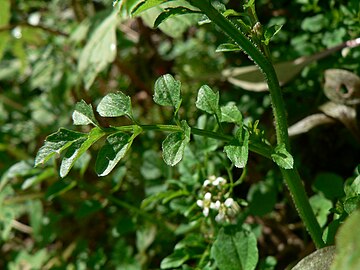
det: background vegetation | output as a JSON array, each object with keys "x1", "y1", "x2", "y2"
[{"x1": 0, "y1": 0, "x2": 359, "y2": 269}]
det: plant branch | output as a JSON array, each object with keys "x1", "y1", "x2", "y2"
[{"x1": 188, "y1": 0, "x2": 325, "y2": 248}]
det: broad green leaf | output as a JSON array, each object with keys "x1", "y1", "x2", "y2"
[
  {"x1": 220, "y1": 102, "x2": 242, "y2": 125},
  {"x1": 132, "y1": 0, "x2": 167, "y2": 16},
  {"x1": 96, "y1": 132, "x2": 134, "y2": 176},
  {"x1": 271, "y1": 144, "x2": 293, "y2": 169},
  {"x1": 60, "y1": 128, "x2": 105, "y2": 177},
  {"x1": 330, "y1": 210, "x2": 360, "y2": 270},
  {"x1": 162, "y1": 121, "x2": 190, "y2": 166},
  {"x1": 97, "y1": 92, "x2": 132, "y2": 118},
  {"x1": 78, "y1": 11, "x2": 118, "y2": 90},
  {"x1": 154, "y1": 7, "x2": 200, "y2": 28},
  {"x1": 224, "y1": 130, "x2": 249, "y2": 168},
  {"x1": 216, "y1": 43, "x2": 241, "y2": 52},
  {"x1": 154, "y1": 74, "x2": 182, "y2": 109},
  {"x1": 72, "y1": 100, "x2": 99, "y2": 126},
  {"x1": 160, "y1": 249, "x2": 190, "y2": 269},
  {"x1": 195, "y1": 85, "x2": 221, "y2": 119},
  {"x1": 211, "y1": 225, "x2": 258, "y2": 270},
  {"x1": 35, "y1": 129, "x2": 87, "y2": 166}
]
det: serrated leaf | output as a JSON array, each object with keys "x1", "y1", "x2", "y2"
[
  {"x1": 154, "y1": 74, "x2": 182, "y2": 108},
  {"x1": 216, "y1": 43, "x2": 241, "y2": 52},
  {"x1": 195, "y1": 85, "x2": 221, "y2": 119},
  {"x1": 60, "y1": 128, "x2": 105, "y2": 177},
  {"x1": 224, "y1": 130, "x2": 249, "y2": 168},
  {"x1": 78, "y1": 11, "x2": 118, "y2": 90},
  {"x1": 97, "y1": 92, "x2": 132, "y2": 118},
  {"x1": 211, "y1": 225, "x2": 258, "y2": 270},
  {"x1": 35, "y1": 129, "x2": 87, "y2": 166},
  {"x1": 96, "y1": 132, "x2": 134, "y2": 176},
  {"x1": 271, "y1": 144, "x2": 293, "y2": 169},
  {"x1": 154, "y1": 7, "x2": 200, "y2": 28},
  {"x1": 220, "y1": 103, "x2": 242, "y2": 125},
  {"x1": 162, "y1": 121, "x2": 190, "y2": 166},
  {"x1": 72, "y1": 100, "x2": 99, "y2": 126},
  {"x1": 132, "y1": 0, "x2": 167, "y2": 16}
]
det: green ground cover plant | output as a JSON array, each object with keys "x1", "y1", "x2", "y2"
[{"x1": 0, "y1": 0, "x2": 360, "y2": 269}]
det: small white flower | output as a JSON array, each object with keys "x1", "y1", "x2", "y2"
[
  {"x1": 203, "y1": 179, "x2": 211, "y2": 187},
  {"x1": 213, "y1": 177, "x2": 226, "y2": 186},
  {"x1": 215, "y1": 212, "x2": 225, "y2": 222},
  {"x1": 203, "y1": 207, "x2": 210, "y2": 217},
  {"x1": 197, "y1": 192, "x2": 213, "y2": 217},
  {"x1": 210, "y1": 200, "x2": 221, "y2": 210},
  {"x1": 196, "y1": 200, "x2": 204, "y2": 208},
  {"x1": 204, "y1": 192, "x2": 212, "y2": 200},
  {"x1": 224, "y1": 198, "x2": 234, "y2": 207}
]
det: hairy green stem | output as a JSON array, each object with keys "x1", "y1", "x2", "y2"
[{"x1": 188, "y1": 0, "x2": 325, "y2": 248}]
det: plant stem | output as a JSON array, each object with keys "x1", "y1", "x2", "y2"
[{"x1": 188, "y1": 0, "x2": 325, "y2": 248}]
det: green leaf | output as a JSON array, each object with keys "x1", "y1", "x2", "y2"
[
  {"x1": 95, "y1": 131, "x2": 136, "y2": 176},
  {"x1": 21, "y1": 168, "x2": 55, "y2": 190},
  {"x1": 271, "y1": 144, "x2": 293, "y2": 169},
  {"x1": 162, "y1": 120, "x2": 190, "y2": 166},
  {"x1": 97, "y1": 92, "x2": 132, "y2": 118},
  {"x1": 154, "y1": 74, "x2": 182, "y2": 109},
  {"x1": 262, "y1": 24, "x2": 282, "y2": 45},
  {"x1": 60, "y1": 127, "x2": 105, "y2": 177},
  {"x1": 132, "y1": 0, "x2": 167, "y2": 16},
  {"x1": 195, "y1": 85, "x2": 221, "y2": 119},
  {"x1": 211, "y1": 225, "x2": 258, "y2": 270},
  {"x1": 220, "y1": 102, "x2": 242, "y2": 125},
  {"x1": 154, "y1": 7, "x2": 200, "y2": 28},
  {"x1": 35, "y1": 129, "x2": 87, "y2": 166},
  {"x1": 72, "y1": 100, "x2": 99, "y2": 127},
  {"x1": 160, "y1": 249, "x2": 190, "y2": 269},
  {"x1": 78, "y1": 11, "x2": 118, "y2": 90},
  {"x1": 309, "y1": 194, "x2": 333, "y2": 227},
  {"x1": 224, "y1": 130, "x2": 249, "y2": 168},
  {"x1": 330, "y1": 210, "x2": 360, "y2": 270},
  {"x1": 216, "y1": 43, "x2": 241, "y2": 52}
]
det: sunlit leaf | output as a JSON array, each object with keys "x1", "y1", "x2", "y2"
[
  {"x1": 60, "y1": 127, "x2": 105, "y2": 177},
  {"x1": 35, "y1": 129, "x2": 87, "y2": 166},
  {"x1": 271, "y1": 144, "x2": 293, "y2": 169},
  {"x1": 162, "y1": 121, "x2": 190, "y2": 166},
  {"x1": 224, "y1": 130, "x2": 249, "y2": 168},
  {"x1": 220, "y1": 102, "x2": 242, "y2": 125},
  {"x1": 160, "y1": 249, "x2": 190, "y2": 269},
  {"x1": 132, "y1": 0, "x2": 167, "y2": 16},
  {"x1": 154, "y1": 74, "x2": 182, "y2": 108},
  {"x1": 96, "y1": 132, "x2": 133, "y2": 176},
  {"x1": 72, "y1": 100, "x2": 99, "y2": 126},
  {"x1": 97, "y1": 92, "x2": 132, "y2": 118},
  {"x1": 196, "y1": 85, "x2": 221, "y2": 119}
]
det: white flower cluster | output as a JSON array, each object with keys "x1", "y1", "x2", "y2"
[{"x1": 196, "y1": 176, "x2": 240, "y2": 223}]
